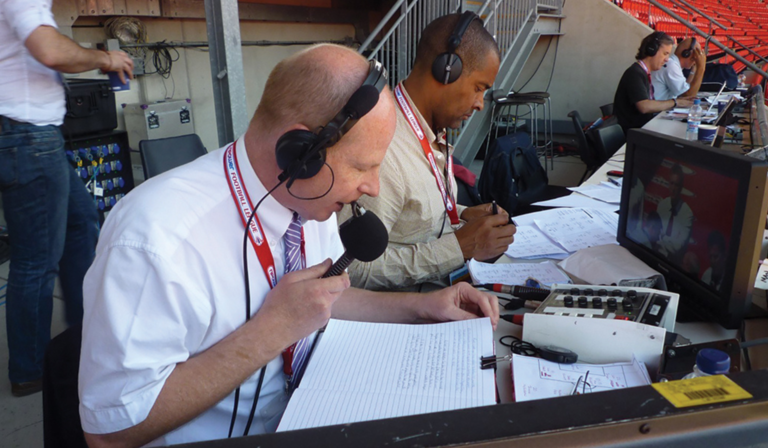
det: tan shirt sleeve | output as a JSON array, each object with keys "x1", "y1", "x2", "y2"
[{"x1": 339, "y1": 101, "x2": 469, "y2": 291}]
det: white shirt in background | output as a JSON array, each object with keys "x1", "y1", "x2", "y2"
[{"x1": 0, "y1": 0, "x2": 65, "y2": 125}]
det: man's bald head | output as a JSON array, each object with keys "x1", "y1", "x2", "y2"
[
  {"x1": 253, "y1": 44, "x2": 371, "y2": 133},
  {"x1": 412, "y1": 13, "x2": 499, "y2": 78}
]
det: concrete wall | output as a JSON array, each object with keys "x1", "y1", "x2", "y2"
[
  {"x1": 513, "y1": 0, "x2": 652, "y2": 130},
  {"x1": 67, "y1": 17, "x2": 353, "y2": 152}
]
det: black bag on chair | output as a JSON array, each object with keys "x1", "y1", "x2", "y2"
[{"x1": 478, "y1": 132, "x2": 548, "y2": 215}]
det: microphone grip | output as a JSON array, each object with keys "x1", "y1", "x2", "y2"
[{"x1": 322, "y1": 252, "x2": 354, "y2": 278}]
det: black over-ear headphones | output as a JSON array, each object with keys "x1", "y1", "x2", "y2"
[
  {"x1": 275, "y1": 60, "x2": 388, "y2": 189},
  {"x1": 431, "y1": 11, "x2": 480, "y2": 85},
  {"x1": 681, "y1": 38, "x2": 696, "y2": 59},
  {"x1": 645, "y1": 32, "x2": 663, "y2": 57}
]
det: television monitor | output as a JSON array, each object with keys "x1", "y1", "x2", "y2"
[{"x1": 618, "y1": 129, "x2": 768, "y2": 329}]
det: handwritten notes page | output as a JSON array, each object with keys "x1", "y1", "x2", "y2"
[
  {"x1": 512, "y1": 354, "x2": 651, "y2": 402},
  {"x1": 534, "y1": 208, "x2": 619, "y2": 253},
  {"x1": 503, "y1": 226, "x2": 570, "y2": 259},
  {"x1": 467, "y1": 259, "x2": 571, "y2": 287},
  {"x1": 277, "y1": 318, "x2": 495, "y2": 432}
]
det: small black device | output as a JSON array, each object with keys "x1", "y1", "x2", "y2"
[
  {"x1": 539, "y1": 345, "x2": 578, "y2": 364},
  {"x1": 275, "y1": 60, "x2": 388, "y2": 189},
  {"x1": 681, "y1": 38, "x2": 696, "y2": 59},
  {"x1": 431, "y1": 11, "x2": 479, "y2": 85}
]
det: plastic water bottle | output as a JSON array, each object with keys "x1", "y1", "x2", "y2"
[
  {"x1": 682, "y1": 348, "x2": 731, "y2": 379},
  {"x1": 686, "y1": 99, "x2": 703, "y2": 141}
]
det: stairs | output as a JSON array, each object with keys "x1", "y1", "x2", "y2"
[{"x1": 454, "y1": 3, "x2": 565, "y2": 165}]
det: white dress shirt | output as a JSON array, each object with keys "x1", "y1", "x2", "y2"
[
  {"x1": 651, "y1": 54, "x2": 690, "y2": 101},
  {"x1": 79, "y1": 136, "x2": 344, "y2": 445},
  {"x1": 0, "y1": 0, "x2": 66, "y2": 125}
]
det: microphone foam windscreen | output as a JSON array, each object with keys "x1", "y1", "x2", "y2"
[
  {"x1": 338, "y1": 210, "x2": 388, "y2": 262},
  {"x1": 344, "y1": 85, "x2": 380, "y2": 120}
]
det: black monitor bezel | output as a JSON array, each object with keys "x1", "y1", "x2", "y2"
[{"x1": 618, "y1": 129, "x2": 767, "y2": 328}]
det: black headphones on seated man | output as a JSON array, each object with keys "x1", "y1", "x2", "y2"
[
  {"x1": 431, "y1": 11, "x2": 480, "y2": 85},
  {"x1": 681, "y1": 38, "x2": 696, "y2": 59},
  {"x1": 275, "y1": 60, "x2": 388, "y2": 189},
  {"x1": 644, "y1": 32, "x2": 663, "y2": 57}
]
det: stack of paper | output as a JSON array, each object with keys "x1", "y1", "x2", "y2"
[
  {"x1": 512, "y1": 354, "x2": 651, "y2": 402},
  {"x1": 506, "y1": 208, "x2": 619, "y2": 258},
  {"x1": 467, "y1": 259, "x2": 571, "y2": 287},
  {"x1": 277, "y1": 318, "x2": 495, "y2": 432}
]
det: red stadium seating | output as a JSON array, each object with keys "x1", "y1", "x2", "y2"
[{"x1": 607, "y1": 0, "x2": 768, "y2": 74}]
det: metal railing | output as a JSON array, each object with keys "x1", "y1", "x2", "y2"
[
  {"x1": 358, "y1": 0, "x2": 564, "y2": 87},
  {"x1": 647, "y1": 0, "x2": 768, "y2": 79},
  {"x1": 358, "y1": 0, "x2": 462, "y2": 85}
]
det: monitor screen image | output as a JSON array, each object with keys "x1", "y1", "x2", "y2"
[{"x1": 619, "y1": 130, "x2": 768, "y2": 328}]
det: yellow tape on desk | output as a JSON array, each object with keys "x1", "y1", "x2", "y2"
[{"x1": 652, "y1": 375, "x2": 753, "y2": 408}]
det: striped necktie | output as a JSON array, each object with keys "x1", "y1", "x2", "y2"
[{"x1": 283, "y1": 213, "x2": 310, "y2": 390}]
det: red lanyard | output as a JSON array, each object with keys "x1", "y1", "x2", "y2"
[
  {"x1": 223, "y1": 141, "x2": 305, "y2": 290},
  {"x1": 637, "y1": 61, "x2": 654, "y2": 100},
  {"x1": 394, "y1": 83, "x2": 460, "y2": 225}
]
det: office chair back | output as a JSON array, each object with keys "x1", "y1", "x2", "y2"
[
  {"x1": 592, "y1": 123, "x2": 625, "y2": 162},
  {"x1": 43, "y1": 325, "x2": 87, "y2": 448},
  {"x1": 568, "y1": 110, "x2": 603, "y2": 183},
  {"x1": 139, "y1": 134, "x2": 207, "y2": 179}
]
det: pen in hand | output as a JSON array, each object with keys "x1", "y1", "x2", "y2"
[{"x1": 492, "y1": 200, "x2": 498, "y2": 215}]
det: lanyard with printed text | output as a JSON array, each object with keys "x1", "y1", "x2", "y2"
[
  {"x1": 637, "y1": 60, "x2": 654, "y2": 100},
  {"x1": 394, "y1": 83, "x2": 460, "y2": 225},
  {"x1": 223, "y1": 141, "x2": 305, "y2": 290}
]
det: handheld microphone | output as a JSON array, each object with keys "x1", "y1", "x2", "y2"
[{"x1": 322, "y1": 202, "x2": 388, "y2": 278}]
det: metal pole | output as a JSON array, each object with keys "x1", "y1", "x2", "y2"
[{"x1": 205, "y1": 0, "x2": 248, "y2": 147}]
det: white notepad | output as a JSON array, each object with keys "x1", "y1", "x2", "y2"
[{"x1": 276, "y1": 318, "x2": 496, "y2": 432}]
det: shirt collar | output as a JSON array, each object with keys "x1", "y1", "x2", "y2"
[{"x1": 234, "y1": 135, "x2": 296, "y2": 240}]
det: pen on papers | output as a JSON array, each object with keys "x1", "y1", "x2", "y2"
[{"x1": 608, "y1": 177, "x2": 621, "y2": 187}]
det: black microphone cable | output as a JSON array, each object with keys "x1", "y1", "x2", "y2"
[{"x1": 228, "y1": 178, "x2": 284, "y2": 439}]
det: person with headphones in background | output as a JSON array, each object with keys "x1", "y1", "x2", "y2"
[
  {"x1": 78, "y1": 44, "x2": 499, "y2": 447},
  {"x1": 614, "y1": 31, "x2": 695, "y2": 135},
  {"x1": 339, "y1": 12, "x2": 517, "y2": 292},
  {"x1": 651, "y1": 37, "x2": 707, "y2": 101}
]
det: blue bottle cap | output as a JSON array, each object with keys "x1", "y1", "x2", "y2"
[
  {"x1": 696, "y1": 348, "x2": 730, "y2": 375},
  {"x1": 694, "y1": 99, "x2": 701, "y2": 105}
]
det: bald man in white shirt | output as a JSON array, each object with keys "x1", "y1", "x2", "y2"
[{"x1": 0, "y1": 0, "x2": 133, "y2": 397}]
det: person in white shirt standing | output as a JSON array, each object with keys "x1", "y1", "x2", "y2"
[
  {"x1": 0, "y1": 0, "x2": 132, "y2": 397},
  {"x1": 651, "y1": 37, "x2": 707, "y2": 101}
]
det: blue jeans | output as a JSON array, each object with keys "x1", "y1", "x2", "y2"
[{"x1": 0, "y1": 116, "x2": 98, "y2": 383}]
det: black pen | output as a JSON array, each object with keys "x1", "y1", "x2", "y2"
[{"x1": 492, "y1": 200, "x2": 498, "y2": 215}]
